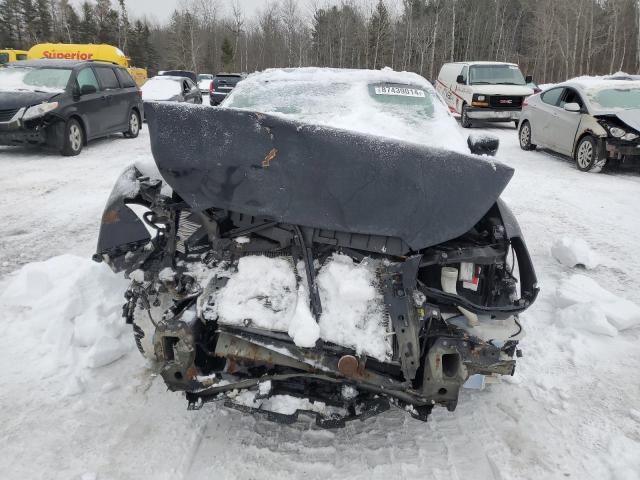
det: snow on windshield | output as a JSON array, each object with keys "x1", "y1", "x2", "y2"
[
  {"x1": 567, "y1": 76, "x2": 640, "y2": 111},
  {"x1": 224, "y1": 67, "x2": 467, "y2": 152},
  {"x1": 0, "y1": 67, "x2": 71, "y2": 93},
  {"x1": 141, "y1": 77, "x2": 181, "y2": 101}
]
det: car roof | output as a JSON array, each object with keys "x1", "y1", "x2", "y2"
[{"x1": 8, "y1": 59, "x2": 117, "y2": 68}]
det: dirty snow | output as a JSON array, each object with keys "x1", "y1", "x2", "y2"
[{"x1": 1, "y1": 119, "x2": 640, "y2": 479}]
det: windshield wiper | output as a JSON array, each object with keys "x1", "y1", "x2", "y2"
[
  {"x1": 470, "y1": 81, "x2": 493, "y2": 85},
  {"x1": 501, "y1": 82, "x2": 525, "y2": 85}
]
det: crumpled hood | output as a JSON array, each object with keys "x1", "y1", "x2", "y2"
[
  {"x1": 0, "y1": 90, "x2": 58, "y2": 110},
  {"x1": 615, "y1": 109, "x2": 640, "y2": 132},
  {"x1": 145, "y1": 102, "x2": 514, "y2": 250}
]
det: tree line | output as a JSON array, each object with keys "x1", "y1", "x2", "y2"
[{"x1": 1, "y1": 0, "x2": 639, "y2": 83}]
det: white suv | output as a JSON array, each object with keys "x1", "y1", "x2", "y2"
[{"x1": 436, "y1": 61, "x2": 534, "y2": 128}]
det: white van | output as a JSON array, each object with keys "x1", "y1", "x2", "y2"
[{"x1": 435, "y1": 61, "x2": 534, "y2": 128}]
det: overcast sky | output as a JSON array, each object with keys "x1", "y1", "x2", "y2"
[{"x1": 69, "y1": 0, "x2": 364, "y2": 24}]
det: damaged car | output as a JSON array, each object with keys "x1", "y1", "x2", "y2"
[
  {"x1": 519, "y1": 77, "x2": 640, "y2": 172},
  {"x1": 0, "y1": 59, "x2": 142, "y2": 156},
  {"x1": 94, "y1": 68, "x2": 538, "y2": 427}
]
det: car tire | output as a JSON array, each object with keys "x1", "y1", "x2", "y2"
[
  {"x1": 123, "y1": 110, "x2": 140, "y2": 138},
  {"x1": 519, "y1": 121, "x2": 536, "y2": 151},
  {"x1": 60, "y1": 118, "x2": 84, "y2": 156},
  {"x1": 574, "y1": 135, "x2": 606, "y2": 173},
  {"x1": 460, "y1": 104, "x2": 472, "y2": 128}
]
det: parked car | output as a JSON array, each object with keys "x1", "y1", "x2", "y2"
[
  {"x1": 141, "y1": 76, "x2": 202, "y2": 107},
  {"x1": 94, "y1": 68, "x2": 537, "y2": 427},
  {"x1": 209, "y1": 73, "x2": 243, "y2": 105},
  {"x1": 518, "y1": 77, "x2": 640, "y2": 172},
  {"x1": 436, "y1": 61, "x2": 535, "y2": 128},
  {"x1": 197, "y1": 73, "x2": 214, "y2": 93},
  {"x1": 159, "y1": 70, "x2": 197, "y2": 83},
  {"x1": 0, "y1": 59, "x2": 142, "y2": 156}
]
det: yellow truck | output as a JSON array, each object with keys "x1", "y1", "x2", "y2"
[
  {"x1": 0, "y1": 49, "x2": 28, "y2": 64},
  {"x1": 27, "y1": 43, "x2": 147, "y2": 86}
]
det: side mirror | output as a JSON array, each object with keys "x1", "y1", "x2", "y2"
[
  {"x1": 456, "y1": 75, "x2": 465, "y2": 85},
  {"x1": 525, "y1": 75, "x2": 533, "y2": 83},
  {"x1": 468, "y1": 134, "x2": 499, "y2": 156},
  {"x1": 80, "y1": 84, "x2": 97, "y2": 95},
  {"x1": 563, "y1": 102, "x2": 581, "y2": 113}
]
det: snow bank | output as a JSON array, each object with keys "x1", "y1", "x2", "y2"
[
  {"x1": 0, "y1": 255, "x2": 130, "y2": 377},
  {"x1": 555, "y1": 274, "x2": 640, "y2": 334},
  {"x1": 550, "y1": 237, "x2": 600, "y2": 269}
]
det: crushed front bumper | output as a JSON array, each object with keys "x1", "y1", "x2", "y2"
[
  {"x1": 0, "y1": 109, "x2": 56, "y2": 147},
  {"x1": 606, "y1": 139, "x2": 640, "y2": 161}
]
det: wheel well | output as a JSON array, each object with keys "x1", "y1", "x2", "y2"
[
  {"x1": 68, "y1": 115, "x2": 87, "y2": 145},
  {"x1": 131, "y1": 106, "x2": 140, "y2": 119},
  {"x1": 573, "y1": 131, "x2": 602, "y2": 157}
]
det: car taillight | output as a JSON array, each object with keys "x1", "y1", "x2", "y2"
[
  {"x1": 137, "y1": 89, "x2": 142, "y2": 98},
  {"x1": 209, "y1": 81, "x2": 215, "y2": 93}
]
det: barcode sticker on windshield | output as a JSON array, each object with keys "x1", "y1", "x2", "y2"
[{"x1": 375, "y1": 86, "x2": 426, "y2": 98}]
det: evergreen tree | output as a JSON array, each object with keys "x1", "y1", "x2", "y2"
[
  {"x1": 221, "y1": 36, "x2": 234, "y2": 69},
  {"x1": 79, "y1": 1, "x2": 97, "y2": 43},
  {"x1": 20, "y1": 0, "x2": 38, "y2": 44},
  {"x1": 368, "y1": 0, "x2": 391, "y2": 69},
  {"x1": 34, "y1": 0, "x2": 52, "y2": 42}
]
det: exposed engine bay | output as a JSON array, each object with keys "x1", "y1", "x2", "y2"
[{"x1": 94, "y1": 103, "x2": 538, "y2": 427}]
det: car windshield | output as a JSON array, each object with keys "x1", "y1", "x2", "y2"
[
  {"x1": 586, "y1": 87, "x2": 640, "y2": 110},
  {"x1": 469, "y1": 65, "x2": 526, "y2": 85},
  {"x1": 225, "y1": 71, "x2": 466, "y2": 152},
  {"x1": 0, "y1": 66, "x2": 72, "y2": 92},
  {"x1": 141, "y1": 78, "x2": 181, "y2": 101},
  {"x1": 198, "y1": 74, "x2": 213, "y2": 81}
]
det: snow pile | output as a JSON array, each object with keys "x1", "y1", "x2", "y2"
[
  {"x1": 141, "y1": 77, "x2": 181, "y2": 101},
  {"x1": 215, "y1": 256, "x2": 320, "y2": 348},
  {"x1": 214, "y1": 253, "x2": 389, "y2": 358},
  {"x1": 317, "y1": 254, "x2": 390, "y2": 360},
  {"x1": 232, "y1": 391, "x2": 345, "y2": 417},
  {"x1": 0, "y1": 255, "x2": 130, "y2": 379},
  {"x1": 555, "y1": 274, "x2": 640, "y2": 334},
  {"x1": 550, "y1": 237, "x2": 600, "y2": 269}
]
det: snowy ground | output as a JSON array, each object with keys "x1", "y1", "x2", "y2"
[{"x1": 1, "y1": 116, "x2": 639, "y2": 480}]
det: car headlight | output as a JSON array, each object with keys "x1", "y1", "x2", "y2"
[
  {"x1": 22, "y1": 102, "x2": 59, "y2": 121},
  {"x1": 622, "y1": 132, "x2": 639, "y2": 141},
  {"x1": 608, "y1": 126, "x2": 626, "y2": 138}
]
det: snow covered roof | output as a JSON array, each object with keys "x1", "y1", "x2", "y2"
[{"x1": 562, "y1": 75, "x2": 640, "y2": 92}]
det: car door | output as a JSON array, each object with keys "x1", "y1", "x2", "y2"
[
  {"x1": 74, "y1": 66, "x2": 105, "y2": 139},
  {"x1": 532, "y1": 87, "x2": 564, "y2": 149},
  {"x1": 183, "y1": 79, "x2": 199, "y2": 103},
  {"x1": 551, "y1": 88, "x2": 586, "y2": 156},
  {"x1": 94, "y1": 66, "x2": 126, "y2": 132}
]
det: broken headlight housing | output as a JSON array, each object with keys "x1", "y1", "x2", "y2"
[{"x1": 22, "y1": 102, "x2": 59, "y2": 121}]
